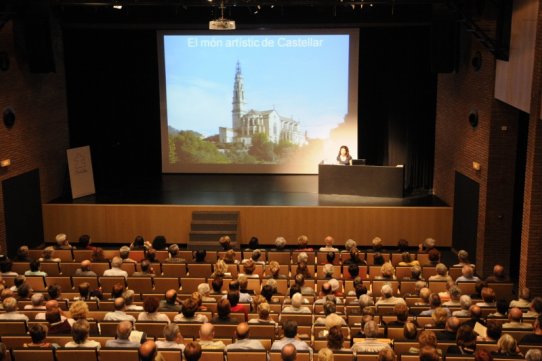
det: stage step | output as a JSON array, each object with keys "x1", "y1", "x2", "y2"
[{"x1": 187, "y1": 211, "x2": 240, "y2": 250}]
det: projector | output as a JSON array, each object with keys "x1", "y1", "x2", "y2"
[{"x1": 209, "y1": 19, "x2": 236, "y2": 30}]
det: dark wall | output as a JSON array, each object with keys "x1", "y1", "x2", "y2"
[
  {"x1": 63, "y1": 29, "x2": 161, "y2": 189},
  {"x1": 63, "y1": 26, "x2": 436, "y2": 192}
]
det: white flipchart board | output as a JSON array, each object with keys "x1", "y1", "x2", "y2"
[{"x1": 67, "y1": 146, "x2": 96, "y2": 199}]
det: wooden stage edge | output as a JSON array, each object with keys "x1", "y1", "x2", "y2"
[{"x1": 42, "y1": 204, "x2": 453, "y2": 247}]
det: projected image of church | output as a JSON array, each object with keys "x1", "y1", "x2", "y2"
[
  {"x1": 219, "y1": 62, "x2": 306, "y2": 148},
  {"x1": 168, "y1": 62, "x2": 308, "y2": 165}
]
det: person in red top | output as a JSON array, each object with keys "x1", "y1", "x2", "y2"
[{"x1": 228, "y1": 290, "x2": 248, "y2": 321}]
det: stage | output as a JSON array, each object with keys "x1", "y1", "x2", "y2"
[{"x1": 43, "y1": 175, "x2": 452, "y2": 247}]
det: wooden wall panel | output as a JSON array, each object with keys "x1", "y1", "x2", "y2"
[
  {"x1": 43, "y1": 204, "x2": 453, "y2": 247},
  {"x1": 495, "y1": 0, "x2": 540, "y2": 116}
]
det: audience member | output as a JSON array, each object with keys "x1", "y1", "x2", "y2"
[
  {"x1": 281, "y1": 344, "x2": 297, "y2": 361},
  {"x1": 25, "y1": 260, "x2": 47, "y2": 276},
  {"x1": 351, "y1": 320, "x2": 391, "y2": 352},
  {"x1": 132, "y1": 260, "x2": 155, "y2": 276},
  {"x1": 175, "y1": 297, "x2": 208, "y2": 322},
  {"x1": 159, "y1": 289, "x2": 181, "y2": 312},
  {"x1": 198, "y1": 323, "x2": 226, "y2": 349},
  {"x1": 15, "y1": 246, "x2": 32, "y2": 262},
  {"x1": 139, "y1": 341, "x2": 162, "y2": 361},
  {"x1": 103, "y1": 257, "x2": 128, "y2": 279},
  {"x1": 104, "y1": 297, "x2": 137, "y2": 322},
  {"x1": 155, "y1": 323, "x2": 185, "y2": 350},
  {"x1": 64, "y1": 319, "x2": 100, "y2": 349},
  {"x1": 320, "y1": 236, "x2": 339, "y2": 252},
  {"x1": 485, "y1": 264, "x2": 509, "y2": 283},
  {"x1": 225, "y1": 322, "x2": 265, "y2": 350},
  {"x1": 164, "y1": 244, "x2": 185, "y2": 263},
  {"x1": 74, "y1": 260, "x2": 97, "y2": 276},
  {"x1": 510, "y1": 288, "x2": 532, "y2": 308},
  {"x1": 211, "y1": 299, "x2": 237, "y2": 324},
  {"x1": 105, "y1": 320, "x2": 140, "y2": 348},
  {"x1": 0, "y1": 297, "x2": 29, "y2": 320},
  {"x1": 526, "y1": 350, "x2": 542, "y2": 361},
  {"x1": 453, "y1": 295, "x2": 472, "y2": 317},
  {"x1": 184, "y1": 342, "x2": 203, "y2": 361},
  {"x1": 447, "y1": 324, "x2": 477, "y2": 355},
  {"x1": 282, "y1": 293, "x2": 311, "y2": 314},
  {"x1": 55, "y1": 233, "x2": 73, "y2": 250},
  {"x1": 376, "y1": 285, "x2": 406, "y2": 306},
  {"x1": 46, "y1": 308, "x2": 72, "y2": 334},
  {"x1": 138, "y1": 297, "x2": 170, "y2": 322},
  {"x1": 521, "y1": 315, "x2": 542, "y2": 344},
  {"x1": 39, "y1": 247, "x2": 61, "y2": 263},
  {"x1": 24, "y1": 324, "x2": 59, "y2": 348},
  {"x1": 271, "y1": 320, "x2": 312, "y2": 351},
  {"x1": 151, "y1": 235, "x2": 167, "y2": 251},
  {"x1": 494, "y1": 334, "x2": 523, "y2": 358},
  {"x1": 456, "y1": 265, "x2": 480, "y2": 283}
]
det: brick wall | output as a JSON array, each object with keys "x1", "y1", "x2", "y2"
[
  {"x1": 434, "y1": 31, "x2": 520, "y2": 277},
  {"x1": 519, "y1": 0, "x2": 542, "y2": 295},
  {"x1": 0, "y1": 20, "x2": 69, "y2": 253}
]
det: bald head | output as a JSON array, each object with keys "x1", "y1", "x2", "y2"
[
  {"x1": 446, "y1": 317, "x2": 460, "y2": 332},
  {"x1": 281, "y1": 343, "x2": 297, "y2": 361},
  {"x1": 509, "y1": 307, "x2": 523, "y2": 322},
  {"x1": 117, "y1": 320, "x2": 133, "y2": 340},
  {"x1": 199, "y1": 323, "x2": 215, "y2": 341},
  {"x1": 493, "y1": 264, "x2": 504, "y2": 277},
  {"x1": 114, "y1": 297, "x2": 126, "y2": 311},
  {"x1": 139, "y1": 341, "x2": 157, "y2": 361},
  {"x1": 165, "y1": 289, "x2": 177, "y2": 304},
  {"x1": 45, "y1": 300, "x2": 60, "y2": 312},
  {"x1": 81, "y1": 260, "x2": 91, "y2": 271},
  {"x1": 470, "y1": 305, "x2": 481, "y2": 318},
  {"x1": 236, "y1": 322, "x2": 250, "y2": 339}
]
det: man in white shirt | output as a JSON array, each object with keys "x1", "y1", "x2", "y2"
[
  {"x1": 351, "y1": 321, "x2": 391, "y2": 353},
  {"x1": 271, "y1": 320, "x2": 312, "y2": 352},
  {"x1": 319, "y1": 236, "x2": 339, "y2": 253},
  {"x1": 502, "y1": 307, "x2": 533, "y2": 329},
  {"x1": 198, "y1": 323, "x2": 226, "y2": 350},
  {"x1": 0, "y1": 297, "x2": 29, "y2": 320},
  {"x1": 103, "y1": 256, "x2": 128, "y2": 279},
  {"x1": 155, "y1": 323, "x2": 185, "y2": 350},
  {"x1": 225, "y1": 322, "x2": 265, "y2": 350},
  {"x1": 104, "y1": 297, "x2": 136, "y2": 322},
  {"x1": 375, "y1": 285, "x2": 406, "y2": 307},
  {"x1": 282, "y1": 293, "x2": 311, "y2": 314},
  {"x1": 105, "y1": 321, "x2": 141, "y2": 348}
]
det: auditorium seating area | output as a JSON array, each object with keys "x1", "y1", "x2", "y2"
[{"x1": 0, "y1": 246, "x2": 538, "y2": 361}]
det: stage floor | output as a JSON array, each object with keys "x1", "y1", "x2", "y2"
[{"x1": 54, "y1": 175, "x2": 446, "y2": 207}]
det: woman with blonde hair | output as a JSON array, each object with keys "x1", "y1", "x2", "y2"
[
  {"x1": 494, "y1": 334, "x2": 523, "y2": 358},
  {"x1": 249, "y1": 302, "x2": 276, "y2": 324},
  {"x1": 318, "y1": 348, "x2": 334, "y2": 361},
  {"x1": 211, "y1": 259, "x2": 230, "y2": 278},
  {"x1": 267, "y1": 261, "x2": 286, "y2": 279},
  {"x1": 69, "y1": 300, "x2": 90, "y2": 320},
  {"x1": 377, "y1": 262, "x2": 396, "y2": 280}
]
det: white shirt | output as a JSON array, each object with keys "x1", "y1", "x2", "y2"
[
  {"x1": 225, "y1": 338, "x2": 265, "y2": 350},
  {"x1": 65, "y1": 340, "x2": 101, "y2": 349},
  {"x1": 103, "y1": 268, "x2": 128, "y2": 279},
  {"x1": 281, "y1": 306, "x2": 311, "y2": 314},
  {"x1": 104, "y1": 310, "x2": 136, "y2": 322},
  {"x1": 271, "y1": 337, "x2": 312, "y2": 351},
  {"x1": 138, "y1": 312, "x2": 170, "y2": 323},
  {"x1": 0, "y1": 312, "x2": 29, "y2": 321},
  {"x1": 156, "y1": 341, "x2": 185, "y2": 350}
]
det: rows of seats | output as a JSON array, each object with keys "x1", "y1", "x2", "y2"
[{"x1": 27, "y1": 248, "x2": 435, "y2": 266}]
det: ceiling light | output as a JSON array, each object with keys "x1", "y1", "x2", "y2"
[{"x1": 112, "y1": 1, "x2": 122, "y2": 9}]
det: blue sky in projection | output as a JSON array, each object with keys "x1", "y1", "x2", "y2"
[{"x1": 164, "y1": 34, "x2": 350, "y2": 139}]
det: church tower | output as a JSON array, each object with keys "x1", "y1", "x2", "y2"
[{"x1": 231, "y1": 61, "x2": 245, "y2": 130}]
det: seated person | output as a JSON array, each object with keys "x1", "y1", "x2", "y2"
[
  {"x1": 64, "y1": 319, "x2": 101, "y2": 349},
  {"x1": 105, "y1": 320, "x2": 141, "y2": 348},
  {"x1": 24, "y1": 324, "x2": 59, "y2": 348},
  {"x1": 174, "y1": 297, "x2": 208, "y2": 323}
]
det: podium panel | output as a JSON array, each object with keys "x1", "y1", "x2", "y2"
[{"x1": 318, "y1": 164, "x2": 404, "y2": 198}]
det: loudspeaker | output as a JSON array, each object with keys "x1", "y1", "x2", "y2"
[
  {"x1": 13, "y1": 0, "x2": 55, "y2": 73},
  {"x1": 430, "y1": 3, "x2": 458, "y2": 73}
]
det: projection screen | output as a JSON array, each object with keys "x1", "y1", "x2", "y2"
[{"x1": 158, "y1": 29, "x2": 359, "y2": 174}]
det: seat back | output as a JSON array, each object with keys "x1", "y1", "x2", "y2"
[
  {"x1": 55, "y1": 348, "x2": 98, "y2": 361},
  {"x1": 98, "y1": 321, "x2": 119, "y2": 336},
  {"x1": 41, "y1": 262, "x2": 61, "y2": 276},
  {"x1": 73, "y1": 250, "x2": 94, "y2": 262},
  {"x1": 181, "y1": 278, "x2": 206, "y2": 294},
  {"x1": 11, "y1": 348, "x2": 55, "y2": 361},
  {"x1": 160, "y1": 349, "x2": 184, "y2": 361},
  {"x1": 135, "y1": 321, "x2": 169, "y2": 338},
  {"x1": 226, "y1": 350, "x2": 267, "y2": 361},
  {"x1": 99, "y1": 276, "x2": 126, "y2": 291},
  {"x1": 278, "y1": 313, "x2": 313, "y2": 326},
  {"x1": 267, "y1": 252, "x2": 291, "y2": 264},
  {"x1": 162, "y1": 263, "x2": 188, "y2": 277},
  {"x1": 201, "y1": 351, "x2": 225, "y2": 361},
  {"x1": 100, "y1": 348, "x2": 139, "y2": 361},
  {"x1": 0, "y1": 321, "x2": 27, "y2": 335},
  {"x1": 213, "y1": 324, "x2": 238, "y2": 338},
  {"x1": 127, "y1": 277, "x2": 154, "y2": 293},
  {"x1": 45, "y1": 276, "x2": 73, "y2": 291},
  {"x1": 154, "y1": 277, "x2": 180, "y2": 292},
  {"x1": 188, "y1": 264, "x2": 213, "y2": 278}
]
